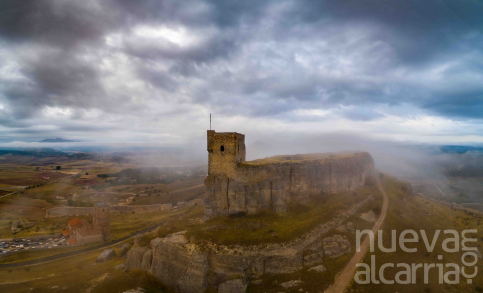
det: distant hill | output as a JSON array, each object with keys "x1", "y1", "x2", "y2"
[
  {"x1": 39, "y1": 138, "x2": 76, "y2": 143},
  {"x1": 440, "y1": 145, "x2": 483, "y2": 154}
]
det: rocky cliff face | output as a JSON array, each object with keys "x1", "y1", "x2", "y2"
[
  {"x1": 204, "y1": 152, "x2": 374, "y2": 220},
  {"x1": 125, "y1": 195, "x2": 373, "y2": 293}
]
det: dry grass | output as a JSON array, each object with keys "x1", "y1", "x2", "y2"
[
  {"x1": 130, "y1": 185, "x2": 204, "y2": 205},
  {"x1": 243, "y1": 152, "x2": 357, "y2": 165},
  {"x1": 0, "y1": 240, "x2": 168, "y2": 293},
  {"x1": 187, "y1": 184, "x2": 382, "y2": 246},
  {"x1": 349, "y1": 175, "x2": 483, "y2": 293}
]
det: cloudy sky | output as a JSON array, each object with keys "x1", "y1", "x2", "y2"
[{"x1": 1, "y1": 0, "x2": 483, "y2": 147}]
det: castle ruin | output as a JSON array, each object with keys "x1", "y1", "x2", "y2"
[
  {"x1": 93, "y1": 202, "x2": 110, "y2": 241},
  {"x1": 203, "y1": 130, "x2": 375, "y2": 219}
]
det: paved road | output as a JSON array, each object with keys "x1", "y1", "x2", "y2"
[
  {"x1": 324, "y1": 172, "x2": 389, "y2": 293},
  {"x1": 0, "y1": 221, "x2": 166, "y2": 268}
]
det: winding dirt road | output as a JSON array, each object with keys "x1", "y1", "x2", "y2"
[{"x1": 324, "y1": 173, "x2": 389, "y2": 293}]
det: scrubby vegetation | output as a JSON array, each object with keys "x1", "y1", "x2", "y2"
[
  {"x1": 350, "y1": 175, "x2": 483, "y2": 293},
  {"x1": 186, "y1": 184, "x2": 383, "y2": 246}
]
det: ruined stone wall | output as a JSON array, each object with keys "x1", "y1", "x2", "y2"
[
  {"x1": 203, "y1": 152, "x2": 374, "y2": 219},
  {"x1": 78, "y1": 233, "x2": 103, "y2": 245},
  {"x1": 45, "y1": 207, "x2": 94, "y2": 218},
  {"x1": 45, "y1": 203, "x2": 173, "y2": 218},
  {"x1": 110, "y1": 203, "x2": 173, "y2": 214}
]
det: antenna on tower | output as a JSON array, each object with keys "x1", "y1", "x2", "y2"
[{"x1": 210, "y1": 113, "x2": 211, "y2": 130}]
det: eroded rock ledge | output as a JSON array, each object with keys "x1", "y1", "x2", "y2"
[
  {"x1": 125, "y1": 195, "x2": 374, "y2": 293},
  {"x1": 204, "y1": 151, "x2": 375, "y2": 220}
]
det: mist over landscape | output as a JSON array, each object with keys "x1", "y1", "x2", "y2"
[{"x1": 1, "y1": 0, "x2": 483, "y2": 292}]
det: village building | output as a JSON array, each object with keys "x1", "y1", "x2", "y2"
[{"x1": 62, "y1": 202, "x2": 110, "y2": 245}]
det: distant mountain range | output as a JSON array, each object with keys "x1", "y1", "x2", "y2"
[
  {"x1": 440, "y1": 145, "x2": 483, "y2": 154},
  {"x1": 39, "y1": 138, "x2": 76, "y2": 143}
]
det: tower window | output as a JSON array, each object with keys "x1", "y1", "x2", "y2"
[{"x1": 220, "y1": 145, "x2": 224, "y2": 152}]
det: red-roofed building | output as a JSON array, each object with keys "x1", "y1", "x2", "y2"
[
  {"x1": 66, "y1": 238, "x2": 78, "y2": 245},
  {"x1": 64, "y1": 217, "x2": 102, "y2": 245},
  {"x1": 63, "y1": 202, "x2": 110, "y2": 246}
]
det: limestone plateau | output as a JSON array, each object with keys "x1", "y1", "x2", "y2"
[{"x1": 203, "y1": 130, "x2": 375, "y2": 220}]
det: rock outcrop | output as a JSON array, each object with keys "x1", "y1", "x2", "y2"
[
  {"x1": 97, "y1": 249, "x2": 116, "y2": 263},
  {"x1": 218, "y1": 279, "x2": 248, "y2": 293},
  {"x1": 125, "y1": 246, "x2": 147, "y2": 270},
  {"x1": 322, "y1": 235, "x2": 351, "y2": 258},
  {"x1": 126, "y1": 195, "x2": 373, "y2": 293},
  {"x1": 360, "y1": 210, "x2": 377, "y2": 222},
  {"x1": 203, "y1": 130, "x2": 375, "y2": 220},
  {"x1": 119, "y1": 243, "x2": 131, "y2": 257}
]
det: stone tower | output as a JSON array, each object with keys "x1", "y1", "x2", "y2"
[
  {"x1": 93, "y1": 202, "x2": 110, "y2": 241},
  {"x1": 207, "y1": 130, "x2": 246, "y2": 178}
]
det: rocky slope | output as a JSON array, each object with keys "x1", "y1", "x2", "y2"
[{"x1": 125, "y1": 194, "x2": 374, "y2": 292}]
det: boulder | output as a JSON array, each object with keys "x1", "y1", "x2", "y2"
[
  {"x1": 322, "y1": 235, "x2": 351, "y2": 258},
  {"x1": 119, "y1": 243, "x2": 131, "y2": 257},
  {"x1": 279, "y1": 280, "x2": 303, "y2": 289},
  {"x1": 141, "y1": 249, "x2": 152, "y2": 271},
  {"x1": 360, "y1": 210, "x2": 376, "y2": 222},
  {"x1": 335, "y1": 225, "x2": 347, "y2": 233},
  {"x1": 303, "y1": 239, "x2": 324, "y2": 267},
  {"x1": 125, "y1": 246, "x2": 147, "y2": 270},
  {"x1": 308, "y1": 264, "x2": 327, "y2": 272},
  {"x1": 97, "y1": 249, "x2": 116, "y2": 263},
  {"x1": 218, "y1": 279, "x2": 247, "y2": 293},
  {"x1": 115, "y1": 263, "x2": 126, "y2": 270}
]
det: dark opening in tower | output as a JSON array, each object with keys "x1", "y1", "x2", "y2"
[{"x1": 221, "y1": 145, "x2": 224, "y2": 152}]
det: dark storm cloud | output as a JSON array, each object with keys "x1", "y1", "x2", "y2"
[
  {"x1": 289, "y1": 0, "x2": 483, "y2": 64},
  {"x1": 0, "y1": 0, "x2": 482, "y2": 141},
  {"x1": 0, "y1": 0, "x2": 110, "y2": 47}
]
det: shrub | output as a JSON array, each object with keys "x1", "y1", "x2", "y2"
[
  {"x1": 287, "y1": 202, "x2": 310, "y2": 214},
  {"x1": 228, "y1": 212, "x2": 246, "y2": 218},
  {"x1": 372, "y1": 207, "x2": 381, "y2": 215}
]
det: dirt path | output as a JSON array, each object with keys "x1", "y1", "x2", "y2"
[
  {"x1": 122, "y1": 184, "x2": 204, "y2": 205},
  {"x1": 432, "y1": 182, "x2": 445, "y2": 196},
  {"x1": 168, "y1": 184, "x2": 204, "y2": 193},
  {"x1": 324, "y1": 173, "x2": 389, "y2": 293}
]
